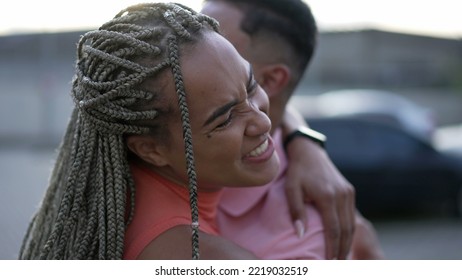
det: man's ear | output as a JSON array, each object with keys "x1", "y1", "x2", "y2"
[
  {"x1": 126, "y1": 135, "x2": 169, "y2": 167},
  {"x1": 258, "y1": 63, "x2": 291, "y2": 98}
]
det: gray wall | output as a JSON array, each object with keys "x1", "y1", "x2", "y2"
[
  {"x1": 0, "y1": 31, "x2": 83, "y2": 146},
  {"x1": 1, "y1": 29, "x2": 461, "y2": 146},
  {"x1": 303, "y1": 29, "x2": 462, "y2": 88}
]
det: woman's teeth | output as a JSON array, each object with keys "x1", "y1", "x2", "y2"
[{"x1": 249, "y1": 139, "x2": 268, "y2": 157}]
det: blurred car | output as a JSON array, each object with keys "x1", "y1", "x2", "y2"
[
  {"x1": 289, "y1": 89, "x2": 436, "y2": 141},
  {"x1": 434, "y1": 123, "x2": 462, "y2": 157},
  {"x1": 308, "y1": 117, "x2": 462, "y2": 218}
]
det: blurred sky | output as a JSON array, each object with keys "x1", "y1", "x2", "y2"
[{"x1": 2, "y1": 0, "x2": 461, "y2": 38}]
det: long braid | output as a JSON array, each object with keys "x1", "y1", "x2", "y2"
[
  {"x1": 19, "y1": 3, "x2": 218, "y2": 259},
  {"x1": 167, "y1": 34, "x2": 200, "y2": 259}
]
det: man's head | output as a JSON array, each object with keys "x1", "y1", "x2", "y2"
[
  {"x1": 202, "y1": 0, "x2": 317, "y2": 128},
  {"x1": 202, "y1": 0, "x2": 317, "y2": 96}
]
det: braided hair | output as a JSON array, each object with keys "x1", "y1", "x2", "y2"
[{"x1": 19, "y1": 2, "x2": 218, "y2": 260}]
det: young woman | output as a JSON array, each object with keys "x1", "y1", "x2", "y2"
[{"x1": 19, "y1": 2, "x2": 279, "y2": 260}]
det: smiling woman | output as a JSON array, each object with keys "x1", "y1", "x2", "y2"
[
  {"x1": 2, "y1": 0, "x2": 461, "y2": 37},
  {"x1": 18, "y1": 2, "x2": 279, "y2": 260}
]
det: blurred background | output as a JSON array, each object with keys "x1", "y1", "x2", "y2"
[{"x1": 1, "y1": 0, "x2": 461, "y2": 259}]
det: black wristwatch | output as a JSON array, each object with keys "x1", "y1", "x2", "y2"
[{"x1": 283, "y1": 126, "x2": 326, "y2": 149}]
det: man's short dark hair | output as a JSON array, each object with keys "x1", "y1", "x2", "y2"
[{"x1": 208, "y1": 0, "x2": 318, "y2": 74}]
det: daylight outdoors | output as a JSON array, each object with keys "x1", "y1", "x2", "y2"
[{"x1": 1, "y1": 0, "x2": 461, "y2": 261}]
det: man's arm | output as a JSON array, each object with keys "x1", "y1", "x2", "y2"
[
  {"x1": 350, "y1": 211, "x2": 385, "y2": 260},
  {"x1": 281, "y1": 104, "x2": 356, "y2": 260}
]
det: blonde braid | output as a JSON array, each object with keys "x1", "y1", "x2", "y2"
[{"x1": 19, "y1": 3, "x2": 218, "y2": 259}]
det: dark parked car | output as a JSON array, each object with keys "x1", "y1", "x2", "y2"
[
  {"x1": 308, "y1": 117, "x2": 462, "y2": 218},
  {"x1": 289, "y1": 89, "x2": 436, "y2": 142}
]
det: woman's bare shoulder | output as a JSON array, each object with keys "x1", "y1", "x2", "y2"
[{"x1": 137, "y1": 225, "x2": 257, "y2": 260}]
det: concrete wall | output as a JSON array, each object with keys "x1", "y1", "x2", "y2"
[
  {"x1": 303, "y1": 29, "x2": 462, "y2": 88},
  {"x1": 1, "y1": 29, "x2": 461, "y2": 146},
  {"x1": 0, "y1": 31, "x2": 82, "y2": 146}
]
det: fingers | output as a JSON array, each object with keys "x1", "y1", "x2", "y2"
[
  {"x1": 284, "y1": 179, "x2": 308, "y2": 236},
  {"x1": 335, "y1": 183, "x2": 356, "y2": 259},
  {"x1": 315, "y1": 181, "x2": 356, "y2": 260},
  {"x1": 315, "y1": 192, "x2": 340, "y2": 260},
  {"x1": 282, "y1": 136, "x2": 357, "y2": 260}
]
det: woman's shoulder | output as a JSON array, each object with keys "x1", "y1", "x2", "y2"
[{"x1": 137, "y1": 225, "x2": 257, "y2": 260}]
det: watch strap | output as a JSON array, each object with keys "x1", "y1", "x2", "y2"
[{"x1": 283, "y1": 126, "x2": 326, "y2": 149}]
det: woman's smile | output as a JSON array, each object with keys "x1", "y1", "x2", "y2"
[{"x1": 244, "y1": 136, "x2": 275, "y2": 163}]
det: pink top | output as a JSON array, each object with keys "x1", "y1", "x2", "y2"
[
  {"x1": 217, "y1": 129, "x2": 326, "y2": 259},
  {"x1": 123, "y1": 162, "x2": 222, "y2": 260}
]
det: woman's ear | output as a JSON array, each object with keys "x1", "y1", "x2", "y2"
[
  {"x1": 258, "y1": 63, "x2": 291, "y2": 98},
  {"x1": 126, "y1": 135, "x2": 169, "y2": 167}
]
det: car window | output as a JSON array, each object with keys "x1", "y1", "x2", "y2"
[
  {"x1": 309, "y1": 118, "x2": 432, "y2": 164},
  {"x1": 361, "y1": 123, "x2": 427, "y2": 160},
  {"x1": 309, "y1": 119, "x2": 365, "y2": 162}
]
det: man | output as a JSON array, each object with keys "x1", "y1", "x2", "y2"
[{"x1": 202, "y1": 0, "x2": 384, "y2": 259}]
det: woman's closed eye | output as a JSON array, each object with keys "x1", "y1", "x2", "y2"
[
  {"x1": 246, "y1": 67, "x2": 258, "y2": 97},
  {"x1": 216, "y1": 113, "x2": 233, "y2": 129}
]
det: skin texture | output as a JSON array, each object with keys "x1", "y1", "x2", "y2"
[
  {"x1": 201, "y1": 0, "x2": 358, "y2": 259},
  {"x1": 127, "y1": 31, "x2": 279, "y2": 259},
  {"x1": 350, "y1": 212, "x2": 385, "y2": 260}
]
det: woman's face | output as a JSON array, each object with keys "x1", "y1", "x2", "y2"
[{"x1": 153, "y1": 31, "x2": 280, "y2": 191}]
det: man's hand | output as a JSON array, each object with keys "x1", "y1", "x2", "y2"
[{"x1": 285, "y1": 136, "x2": 356, "y2": 260}]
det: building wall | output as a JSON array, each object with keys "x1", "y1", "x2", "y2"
[
  {"x1": 303, "y1": 29, "x2": 462, "y2": 88},
  {"x1": 1, "y1": 29, "x2": 461, "y2": 145},
  {"x1": 0, "y1": 31, "x2": 82, "y2": 145}
]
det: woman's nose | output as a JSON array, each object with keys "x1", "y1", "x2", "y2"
[{"x1": 245, "y1": 87, "x2": 272, "y2": 136}]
